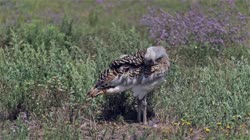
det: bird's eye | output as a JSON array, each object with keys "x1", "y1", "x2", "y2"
[{"x1": 156, "y1": 57, "x2": 162, "y2": 61}]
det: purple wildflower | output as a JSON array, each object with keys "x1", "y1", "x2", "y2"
[{"x1": 141, "y1": 5, "x2": 249, "y2": 47}]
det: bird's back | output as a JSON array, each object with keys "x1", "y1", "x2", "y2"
[{"x1": 87, "y1": 47, "x2": 170, "y2": 98}]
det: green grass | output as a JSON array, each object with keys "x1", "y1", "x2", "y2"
[{"x1": 0, "y1": 0, "x2": 249, "y2": 139}]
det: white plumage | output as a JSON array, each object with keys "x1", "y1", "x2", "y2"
[{"x1": 88, "y1": 46, "x2": 170, "y2": 124}]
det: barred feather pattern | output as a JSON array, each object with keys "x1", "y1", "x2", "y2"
[
  {"x1": 110, "y1": 50, "x2": 145, "y2": 68},
  {"x1": 95, "y1": 50, "x2": 146, "y2": 89},
  {"x1": 87, "y1": 48, "x2": 170, "y2": 98}
]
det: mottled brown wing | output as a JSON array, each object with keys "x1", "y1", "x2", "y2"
[
  {"x1": 110, "y1": 50, "x2": 145, "y2": 69},
  {"x1": 95, "y1": 50, "x2": 145, "y2": 89},
  {"x1": 95, "y1": 69, "x2": 117, "y2": 89},
  {"x1": 87, "y1": 69, "x2": 117, "y2": 97}
]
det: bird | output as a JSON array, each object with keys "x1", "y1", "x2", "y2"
[{"x1": 87, "y1": 46, "x2": 170, "y2": 124}]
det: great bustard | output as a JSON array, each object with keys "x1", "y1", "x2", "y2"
[{"x1": 87, "y1": 46, "x2": 170, "y2": 124}]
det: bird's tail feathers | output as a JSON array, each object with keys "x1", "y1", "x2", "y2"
[{"x1": 87, "y1": 87, "x2": 104, "y2": 97}]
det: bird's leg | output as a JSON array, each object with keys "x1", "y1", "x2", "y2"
[
  {"x1": 142, "y1": 96, "x2": 147, "y2": 125},
  {"x1": 137, "y1": 99, "x2": 142, "y2": 123}
]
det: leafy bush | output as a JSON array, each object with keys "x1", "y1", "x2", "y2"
[
  {"x1": 141, "y1": 2, "x2": 249, "y2": 47},
  {"x1": 14, "y1": 21, "x2": 66, "y2": 49},
  {"x1": 0, "y1": 28, "x2": 96, "y2": 120},
  {"x1": 155, "y1": 58, "x2": 250, "y2": 126}
]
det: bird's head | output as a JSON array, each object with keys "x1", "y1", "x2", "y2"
[{"x1": 144, "y1": 46, "x2": 168, "y2": 65}]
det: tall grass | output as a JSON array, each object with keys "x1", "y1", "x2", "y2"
[{"x1": 157, "y1": 57, "x2": 250, "y2": 123}]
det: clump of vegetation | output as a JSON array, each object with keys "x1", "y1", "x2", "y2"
[
  {"x1": 0, "y1": 27, "x2": 97, "y2": 120},
  {"x1": 141, "y1": 1, "x2": 249, "y2": 47}
]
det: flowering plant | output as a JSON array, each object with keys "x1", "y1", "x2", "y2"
[{"x1": 141, "y1": 2, "x2": 249, "y2": 47}]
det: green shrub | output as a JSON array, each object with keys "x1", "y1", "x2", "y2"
[
  {"x1": 0, "y1": 28, "x2": 97, "y2": 120},
  {"x1": 15, "y1": 21, "x2": 66, "y2": 49},
  {"x1": 155, "y1": 57, "x2": 250, "y2": 127}
]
